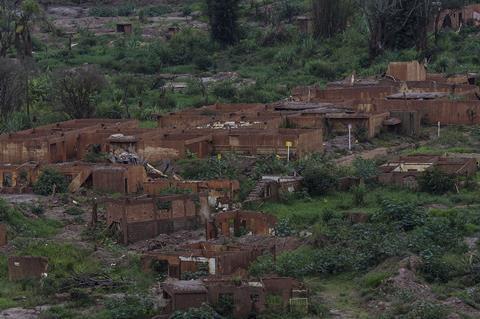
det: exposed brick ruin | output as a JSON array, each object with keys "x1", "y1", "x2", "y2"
[
  {"x1": 105, "y1": 194, "x2": 208, "y2": 244},
  {"x1": 434, "y1": 4, "x2": 480, "y2": 31},
  {"x1": 141, "y1": 241, "x2": 270, "y2": 278},
  {"x1": 143, "y1": 179, "x2": 240, "y2": 209},
  {"x1": 8, "y1": 256, "x2": 48, "y2": 281},
  {"x1": 206, "y1": 211, "x2": 278, "y2": 240},
  {"x1": 291, "y1": 63, "x2": 480, "y2": 128},
  {"x1": 0, "y1": 224, "x2": 7, "y2": 247},
  {"x1": 245, "y1": 175, "x2": 303, "y2": 203},
  {"x1": 379, "y1": 155, "x2": 478, "y2": 188},
  {"x1": 159, "y1": 276, "x2": 307, "y2": 318}
]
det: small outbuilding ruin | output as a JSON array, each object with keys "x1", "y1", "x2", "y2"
[{"x1": 8, "y1": 256, "x2": 48, "y2": 281}]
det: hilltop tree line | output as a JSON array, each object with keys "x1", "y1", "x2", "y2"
[{"x1": 0, "y1": 0, "x2": 478, "y2": 127}]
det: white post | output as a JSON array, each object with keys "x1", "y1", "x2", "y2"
[
  {"x1": 348, "y1": 124, "x2": 352, "y2": 151},
  {"x1": 437, "y1": 121, "x2": 441, "y2": 137},
  {"x1": 287, "y1": 145, "x2": 290, "y2": 162}
]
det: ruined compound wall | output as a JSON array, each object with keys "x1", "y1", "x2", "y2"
[
  {"x1": 313, "y1": 86, "x2": 397, "y2": 101},
  {"x1": 296, "y1": 129, "x2": 324, "y2": 156},
  {"x1": 106, "y1": 195, "x2": 202, "y2": 243},
  {"x1": 92, "y1": 167, "x2": 126, "y2": 194},
  {"x1": 0, "y1": 139, "x2": 50, "y2": 164},
  {"x1": 386, "y1": 62, "x2": 426, "y2": 81},
  {"x1": 370, "y1": 99, "x2": 480, "y2": 125},
  {"x1": 124, "y1": 166, "x2": 146, "y2": 193},
  {"x1": 143, "y1": 180, "x2": 199, "y2": 195},
  {"x1": 286, "y1": 114, "x2": 324, "y2": 129},
  {"x1": 262, "y1": 277, "x2": 298, "y2": 308},
  {"x1": 216, "y1": 249, "x2": 262, "y2": 275},
  {"x1": 436, "y1": 158, "x2": 477, "y2": 176},
  {"x1": 211, "y1": 211, "x2": 278, "y2": 238},
  {"x1": 204, "y1": 282, "x2": 266, "y2": 318},
  {"x1": 184, "y1": 136, "x2": 213, "y2": 158},
  {"x1": 369, "y1": 113, "x2": 390, "y2": 137},
  {"x1": 0, "y1": 224, "x2": 7, "y2": 246},
  {"x1": 8, "y1": 256, "x2": 48, "y2": 281}
]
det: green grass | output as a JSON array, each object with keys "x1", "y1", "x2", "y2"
[
  {"x1": 306, "y1": 274, "x2": 370, "y2": 318},
  {"x1": 262, "y1": 186, "x2": 479, "y2": 228},
  {"x1": 0, "y1": 200, "x2": 62, "y2": 238}
]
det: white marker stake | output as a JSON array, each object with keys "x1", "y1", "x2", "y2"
[
  {"x1": 348, "y1": 124, "x2": 352, "y2": 151},
  {"x1": 438, "y1": 121, "x2": 441, "y2": 137}
]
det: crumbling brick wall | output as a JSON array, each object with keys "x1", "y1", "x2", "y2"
[
  {"x1": 207, "y1": 211, "x2": 278, "y2": 239},
  {"x1": 0, "y1": 224, "x2": 7, "y2": 247},
  {"x1": 370, "y1": 99, "x2": 480, "y2": 125},
  {"x1": 106, "y1": 194, "x2": 206, "y2": 244},
  {"x1": 8, "y1": 256, "x2": 48, "y2": 281}
]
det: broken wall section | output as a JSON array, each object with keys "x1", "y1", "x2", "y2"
[
  {"x1": 106, "y1": 194, "x2": 208, "y2": 244},
  {"x1": 8, "y1": 256, "x2": 48, "y2": 281}
]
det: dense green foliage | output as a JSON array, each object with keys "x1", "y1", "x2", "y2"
[
  {"x1": 33, "y1": 168, "x2": 69, "y2": 195},
  {"x1": 418, "y1": 168, "x2": 456, "y2": 194}
]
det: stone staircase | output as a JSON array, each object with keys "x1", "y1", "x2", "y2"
[{"x1": 244, "y1": 180, "x2": 267, "y2": 203}]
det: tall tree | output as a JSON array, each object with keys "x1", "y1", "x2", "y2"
[
  {"x1": 0, "y1": 0, "x2": 41, "y2": 58},
  {"x1": 54, "y1": 65, "x2": 107, "y2": 119},
  {"x1": 312, "y1": 0, "x2": 353, "y2": 38},
  {"x1": 15, "y1": 0, "x2": 40, "y2": 58},
  {"x1": 206, "y1": 0, "x2": 240, "y2": 45},
  {"x1": 0, "y1": 58, "x2": 26, "y2": 118},
  {"x1": 0, "y1": 0, "x2": 16, "y2": 57},
  {"x1": 357, "y1": 0, "x2": 436, "y2": 59}
]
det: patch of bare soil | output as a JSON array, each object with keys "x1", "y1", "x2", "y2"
[
  {"x1": 0, "y1": 194, "x2": 43, "y2": 205},
  {"x1": 0, "y1": 306, "x2": 50, "y2": 319},
  {"x1": 371, "y1": 256, "x2": 480, "y2": 318},
  {"x1": 128, "y1": 229, "x2": 205, "y2": 252}
]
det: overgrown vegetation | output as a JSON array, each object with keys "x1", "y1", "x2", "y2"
[{"x1": 33, "y1": 168, "x2": 68, "y2": 196}]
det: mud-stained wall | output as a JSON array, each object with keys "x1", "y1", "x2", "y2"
[
  {"x1": 207, "y1": 211, "x2": 278, "y2": 239},
  {"x1": 0, "y1": 224, "x2": 7, "y2": 247},
  {"x1": 106, "y1": 195, "x2": 205, "y2": 244},
  {"x1": 8, "y1": 256, "x2": 48, "y2": 281},
  {"x1": 368, "y1": 99, "x2": 480, "y2": 125}
]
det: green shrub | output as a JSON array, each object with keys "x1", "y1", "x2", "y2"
[
  {"x1": 302, "y1": 161, "x2": 338, "y2": 196},
  {"x1": 104, "y1": 295, "x2": 155, "y2": 319},
  {"x1": 306, "y1": 61, "x2": 338, "y2": 80},
  {"x1": 275, "y1": 218, "x2": 294, "y2": 237},
  {"x1": 31, "y1": 204, "x2": 45, "y2": 216},
  {"x1": 352, "y1": 157, "x2": 378, "y2": 181},
  {"x1": 373, "y1": 199, "x2": 426, "y2": 231},
  {"x1": 418, "y1": 168, "x2": 456, "y2": 195},
  {"x1": 361, "y1": 271, "x2": 390, "y2": 288},
  {"x1": 193, "y1": 55, "x2": 214, "y2": 71},
  {"x1": 170, "y1": 304, "x2": 222, "y2": 319},
  {"x1": 212, "y1": 81, "x2": 236, "y2": 100},
  {"x1": 405, "y1": 301, "x2": 448, "y2": 319},
  {"x1": 352, "y1": 183, "x2": 367, "y2": 206},
  {"x1": 33, "y1": 168, "x2": 68, "y2": 196}
]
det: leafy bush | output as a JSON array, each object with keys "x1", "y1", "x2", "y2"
[
  {"x1": 405, "y1": 301, "x2": 448, "y2": 319},
  {"x1": 33, "y1": 168, "x2": 68, "y2": 196},
  {"x1": 170, "y1": 304, "x2": 223, "y2": 319},
  {"x1": 104, "y1": 295, "x2": 155, "y2": 319},
  {"x1": 373, "y1": 199, "x2": 426, "y2": 231},
  {"x1": 361, "y1": 271, "x2": 390, "y2": 288},
  {"x1": 301, "y1": 157, "x2": 338, "y2": 196},
  {"x1": 306, "y1": 61, "x2": 338, "y2": 80},
  {"x1": 352, "y1": 183, "x2": 367, "y2": 206},
  {"x1": 275, "y1": 218, "x2": 295, "y2": 237},
  {"x1": 212, "y1": 81, "x2": 237, "y2": 99},
  {"x1": 31, "y1": 204, "x2": 45, "y2": 216},
  {"x1": 352, "y1": 157, "x2": 378, "y2": 181},
  {"x1": 418, "y1": 168, "x2": 456, "y2": 195}
]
